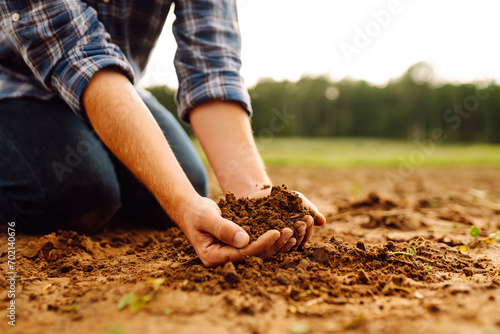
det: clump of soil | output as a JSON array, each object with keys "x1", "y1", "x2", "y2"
[
  {"x1": 21, "y1": 230, "x2": 95, "y2": 260},
  {"x1": 217, "y1": 185, "x2": 315, "y2": 242}
]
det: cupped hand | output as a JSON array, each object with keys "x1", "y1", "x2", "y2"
[
  {"x1": 178, "y1": 197, "x2": 296, "y2": 267},
  {"x1": 246, "y1": 187, "x2": 326, "y2": 249}
]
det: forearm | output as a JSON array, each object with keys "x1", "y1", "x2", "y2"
[
  {"x1": 190, "y1": 100, "x2": 271, "y2": 197},
  {"x1": 83, "y1": 69, "x2": 199, "y2": 224}
]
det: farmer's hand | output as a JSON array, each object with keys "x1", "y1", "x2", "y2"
[
  {"x1": 178, "y1": 196, "x2": 297, "y2": 267},
  {"x1": 246, "y1": 188, "x2": 326, "y2": 250}
]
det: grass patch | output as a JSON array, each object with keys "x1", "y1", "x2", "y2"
[{"x1": 193, "y1": 137, "x2": 500, "y2": 168}]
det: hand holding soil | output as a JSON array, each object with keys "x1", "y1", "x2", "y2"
[
  {"x1": 218, "y1": 185, "x2": 325, "y2": 251},
  {"x1": 177, "y1": 185, "x2": 324, "y2": 267}
]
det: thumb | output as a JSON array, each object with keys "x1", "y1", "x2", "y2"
[{"x1": 208, "y1": 217, "x2": 250, "y2": 248}]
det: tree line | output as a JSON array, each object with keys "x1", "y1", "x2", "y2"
[{"x1": 147, "y1": 63, "x2": 500, "y2": 143}]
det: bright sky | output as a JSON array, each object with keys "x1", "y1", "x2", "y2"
[{"x1": 142, "y1": 0, "x2": 500, "y2": 88}]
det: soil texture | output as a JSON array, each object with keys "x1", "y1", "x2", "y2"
[
  {"x1": 1, "y1": 167, "x2": 500, "y2": 334},
  {"x1": 218, "y1": 185, "x2": 314, "y2": 242}
]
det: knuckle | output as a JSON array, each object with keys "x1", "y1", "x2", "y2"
[
  {"x1": 294, "y1": 221, "x2": 305, "y2": 229},
  {"x1": 215, "y1": 222, "x2": 232, "y2": 242}
]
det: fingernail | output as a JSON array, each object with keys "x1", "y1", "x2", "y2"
[{"x1": 234, "y1": 231, "x2": 248, "y2": 248}]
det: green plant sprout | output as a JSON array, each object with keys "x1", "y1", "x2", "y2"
[
  {"x1": 64, "y1": 305, "x2": 79, "y2": 312},
  {"x1": 118, "y1": 278, "x2": 165, "y2": 313},
  {"x1": 488, "y1": 231, "x2": 500, "y2": 242},
  {"x1": 425, "y1": 265, "x2": 433, "y2": 276},
  {"x1": 470, "y1": 226, "x2": 480, "y2": 237},
  {"x1": 459, "y1": 228, "x2": 500, "y2": 251},
  {"x1": 389, "y1": 245, "x2": 417, "y2": 257},
  {"x1": 482, "y1": 231, "x2": 500, "y2": 245},
  {"x1": 408, "y1": 245, "x2": 417, "y2": 256},
  {"x1": 298, "y1": 285, "x2": 328, "y2": 298}
]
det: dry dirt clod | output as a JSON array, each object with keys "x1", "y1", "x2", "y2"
[{"x1": 222, "y1": 262, "x2": 240, "y2": 285}]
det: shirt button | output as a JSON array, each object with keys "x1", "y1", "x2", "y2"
[{"x1": 12, "y1": 13, "x2": 20, "y2": 22}]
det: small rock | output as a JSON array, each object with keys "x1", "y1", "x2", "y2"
[
  {"x1": 428, "y1": 303, "x2": 440, "y2": 313},
  {"x1": 82, "y1": 238, "x2": 94, "y2": 254},
  {"x1": 414, "y1": 291, "x2": 424, "y2": 299},
  {"x1": 462, "y1": 268, "x2": 474, "y2": 276},
  {"x1": 312, "y1": 248, "x2": 328, "y2": 263},
  {"x1": 276, "y1": 271, "x2": 291, "y2": 285},
  {"x1": 21, "y1": 241, "x2": 40, "y2": 258},
  {"x1": 222, "y1": 262, "x2": 240, "y2": 285},
  {"x1": 357, "y1": 270, "x2": 370, "y2": 284},
  {"x1": 172, "y1": 237, "x2": 184, "y2": 247},
  {"x1": 297, "y1": 259, "x2": 309, "y2": 271}
]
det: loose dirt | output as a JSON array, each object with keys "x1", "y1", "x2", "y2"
[
  {"x1": 1, "y1": 167, "x2": 500, "y2": 334},
  {"x1": 218, "y1": 185, "x2": 315, "y2": 242}
]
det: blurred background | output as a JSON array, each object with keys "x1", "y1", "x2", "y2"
[{"x1": 142, "y1": 0, "x2": 500, "y2": 167}]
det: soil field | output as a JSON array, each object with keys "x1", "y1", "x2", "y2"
[{"x1": 1, "y1": 167, "x2": 500, "y2": 334}]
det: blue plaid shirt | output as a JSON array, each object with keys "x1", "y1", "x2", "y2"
[{"x1": 0, "y1": 0, "x2": 252, "y2": 122}]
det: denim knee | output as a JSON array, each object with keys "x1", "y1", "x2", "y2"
[
  {"x1": 0, "y1": 100, "x2": 122, "y2": 235},
  {"x1": 0, "y1": 148, "x2": 121, "y2": 234},
  {"x1": 188, "y1": 162, "x2": 209, "y2": 197}
]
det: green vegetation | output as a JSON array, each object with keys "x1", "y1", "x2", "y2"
[
  {"x1": 297, "y1": 285, "x2": 328, "y2": 298},
  {"x1": 192, "y1": 137, "x2": 500, "y2": 167},
  {"x1": 388, "y1": 244, "x2": 417, "y2": 258},
  {"x1": 490, "y1": 232, "x2": 500, "y2": 241},
  {"x1": 148, "y1": 62, "x2": 500, "y2": 168},
  {"x1": 459, "y1": 227, "x2": 500, "y2": 252},
  {"x1": 148, "y1": 62, "x2": 500, "y2": 144},
  {"x1": 117, "y1": 278, "x2": 165, "y2": 313},
  {"x1": 425, "y1": 265, "x2": 433, "y2": 275},
  {"x1": 470, "y1": 226, "x2": 480, "y2": 237}
]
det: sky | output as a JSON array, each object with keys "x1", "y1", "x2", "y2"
[{"x1": 141, "y1": 0, "x2": 500, "y2": 89}]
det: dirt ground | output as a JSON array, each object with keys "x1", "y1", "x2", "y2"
[{"x1": 1, "y1": 167, "x2": 500, "y2": 334}]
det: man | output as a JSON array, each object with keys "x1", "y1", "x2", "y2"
[{"x1": 0, "y1": 0, "x2": 325, "y2": 267}]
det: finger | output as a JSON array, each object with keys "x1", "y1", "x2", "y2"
[
  {"x1": 203, "y1": 216, "x2": 250, "y2": 249},
  {"x1": 296, "y1": 192, "x2": 326, "y2": 226},
  {"x1": 260, "y1": 228, "x2": 293, "y2": 258},
  {"x1": 242, "y1": 230, "x2": 281, "y2": 257},
  {"x1": 280, "y1": 237, "x2": 297, "y2": 253},
  {"x1": 200, "y1": 230, "x2": 280, "y2": 267},
  {"x1": 300, "y1": 215, "x2": 315, "y2": 248},
  {"x1": 314, "y1": 212, "x2": 327, "y2": 226},
  {"x1": 292, "y1": 221, "x2": 306, "y2": 251}
]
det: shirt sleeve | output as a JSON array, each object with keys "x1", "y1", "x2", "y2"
[
  {"x1": 0, "y1": 0, "x2": 135, "y2": 118},
  {"x1": 172, "y1": 0, "x2": 252, "y2": 123}
]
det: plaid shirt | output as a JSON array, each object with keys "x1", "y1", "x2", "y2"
[{"x1": 0, "y1": 0, "x2": 252, "y2": 122}]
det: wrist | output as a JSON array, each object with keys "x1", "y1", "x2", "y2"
[{"x1": 157, "y1": 187, "x2": 201, "y2": 228}]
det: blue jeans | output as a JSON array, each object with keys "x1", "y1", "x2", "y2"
[{"x1": 0, "y1": 96, "x2": 208, "y2": 234}]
